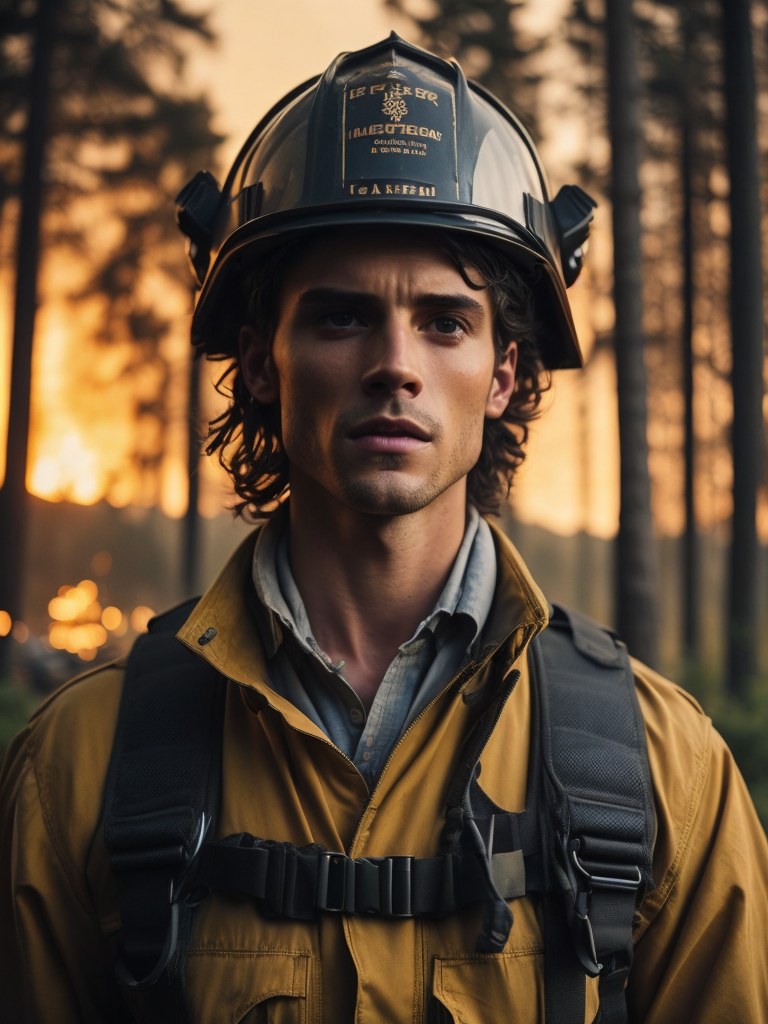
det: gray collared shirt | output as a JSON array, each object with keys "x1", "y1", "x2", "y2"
[{"x1": 251, "y1": 507, "x2": 497, "y2": 789}]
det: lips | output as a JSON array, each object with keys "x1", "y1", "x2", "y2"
[
  {"x1": 346, "y1": 416, "x2": 432, "y2": 455},
  {"x1": 347, "y1": 417, "x2": 432, "y2": 442}
]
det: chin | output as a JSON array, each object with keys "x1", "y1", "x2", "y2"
[{"x1": 337, "y1": 475, "x2": 461, "y2": 517}]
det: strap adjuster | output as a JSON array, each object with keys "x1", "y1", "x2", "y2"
[
  {"x1": 566, "y1": 839, "x2": 642, "y2": 977},
  {"x1": 571, "y1": 842, "x2": 642, "y2": 892}
]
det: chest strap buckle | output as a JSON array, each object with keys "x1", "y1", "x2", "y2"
[
  {"x1": 316, "y1": 853, "x2": 354, "y2": 913},
  {"x1": 316, "y1": 852, "x2": 415, "y2": 916}
]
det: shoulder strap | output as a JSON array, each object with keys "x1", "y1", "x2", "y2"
[
  {"x1": 103, "y1": 598, "x2": 225, "y2": 1022},
  {"x1": 531, "y1": 603, "x2": 655, "y2": 1024}
]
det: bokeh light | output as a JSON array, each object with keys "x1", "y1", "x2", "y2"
[
  {"x1": 45, "y1": 578, "x2": 124, "y2": 659},
  {"x1": 101, "y1": 606, "x2": 122, "y2": 631},
  {"x1": 130, "y1": 606, "x2": 155, "y2": 633},
  {"x1": 12, "y1": 622, "x2": 29, "y2": 643}
]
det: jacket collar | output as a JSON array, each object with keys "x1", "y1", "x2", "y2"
[{"x1": 176, "y1": 516, "x2": 549, "y2": 707}]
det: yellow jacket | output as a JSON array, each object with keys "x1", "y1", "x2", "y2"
[{"x1": 2, "y1": 524, "x2": 767, "y2": 1023}]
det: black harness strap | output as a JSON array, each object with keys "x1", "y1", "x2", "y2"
[
  {"x1": 103, "y1": 600, "x2": 225, "y2": 1021},
  {"x1": 543, "y1": 897, "x2": 586, "y2": 1024},
  {"x1": 440, "y1": 664, "x2": 523, "y2": 953},
  {"x1": 531, "y1": 605, "x2": 655, "y2": 1024},
  {"x1": 194, "y1": 835, "x2": 526, "y2": 918}
]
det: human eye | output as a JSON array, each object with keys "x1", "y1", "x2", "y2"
[
  {"x1": 427, "y1": 315, "x2": 466, "y2": 337},
  {"x1": 317, "y1": 310, "x2": 364, "y2": 331}
]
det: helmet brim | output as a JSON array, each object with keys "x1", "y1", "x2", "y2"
[{"x1": 192, "y1": 202, "x2": 583, "y2": 369}]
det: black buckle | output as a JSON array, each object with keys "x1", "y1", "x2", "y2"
[
  {"x1": 571, "y1": 843, "x2": 642, "y2": 893},
  {"x1": 316, "y1": 853, "x2": 355, "y2": 913},
  {"x1": 315, "y1": 853, "x2": 414, "y2": 916},
  {"x1": 567, "y1": 839, "x2": 642, "y2": 977},
  {"x1": 379, "y1": 856, "x2": 413, "y2": 916}
]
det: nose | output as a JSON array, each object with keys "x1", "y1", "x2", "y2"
[{"x1": 360, "y1": 317, "x2": 423, "y2": 398}]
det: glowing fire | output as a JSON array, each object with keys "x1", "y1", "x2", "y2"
[
  {"x1": 47, "y1": 577, "x2": 152, "y2": 661},
  {"x1": 31, "y1": 430, "x2": 104, "y2": 506},
  {"x1": 0, "y1": 241, "x2": 195, "y2": 518}
]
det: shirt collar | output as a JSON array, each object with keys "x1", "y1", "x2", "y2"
[
  {"x1": 175, "y1": 515, "x2": 549, "y2": 706},
  {"x1": 251, "y1": 509, "x2": 300, "y2": 654},
  {"x1": 424, "y1": 505, "x2": 496, "y2": 639},
  {"x1": 251, "y1": 505, "x2": 497, "y2": 664}
]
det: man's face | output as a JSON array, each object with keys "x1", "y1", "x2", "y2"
[{"x1": 240, "y1": 231, "x2": 517, "y2": 517}]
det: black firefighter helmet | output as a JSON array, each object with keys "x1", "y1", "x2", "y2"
[{"x1": 176, "y1": 33, "x2": 595, "y2": 369}]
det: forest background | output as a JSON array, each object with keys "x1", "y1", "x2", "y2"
[{"x1": 0, "y1": 0, "x2": 767, "y2": 826}]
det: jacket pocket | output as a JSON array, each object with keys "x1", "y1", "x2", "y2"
[
  {"x1": 184, "y1": 949, "x2": 314, "y2": 1024},
  {"x1": 432, "y1": 952, "x2": 542, "y2": 1023},
  {"x1": 431, "y1": 953, "x2": 599, "y2": 1024}
]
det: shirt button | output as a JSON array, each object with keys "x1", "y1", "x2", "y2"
[
  {"x1": 365, "y1": 736, "x2": 374, "y2": 747},
  {"x1": 362, "y1": 751, "x2": 371, "y2": 762},
  {"x1": 349, "y1": 708, "x2": 364, "y2": 726}
]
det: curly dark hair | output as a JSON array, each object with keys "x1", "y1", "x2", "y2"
[{"x1": 204, "y1": 231, "x2": 551, "y2": 518}]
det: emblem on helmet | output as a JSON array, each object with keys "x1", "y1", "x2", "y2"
[{"x1": 382, "y1": 84, "x2": 408, "y2": 122}]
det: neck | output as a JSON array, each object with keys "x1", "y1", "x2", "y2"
[{"x1": 286, "y1": 479, "x2": 469, "y2": 707}]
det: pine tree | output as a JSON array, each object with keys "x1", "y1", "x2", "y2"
[
  {"x1": 0, "y1": 0, "x2": 221, "y2": 668},
  {"x1": 605, "y1": 0, "x2": 660, "y2": 668},
  {"x1": 720, "y1": 0, "x2": 765, "y2": 698}
]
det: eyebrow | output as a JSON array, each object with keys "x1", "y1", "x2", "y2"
[{"x1": 295, "y1": 288, "x2": 487, "y2": 317}]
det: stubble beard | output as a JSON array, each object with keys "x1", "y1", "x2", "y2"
[
  {"x1": 285, "y1": 404, "x2": 484, "y2": 518},
  {"x1": 335, "y1": 461, "x2": 446, "y2": 517},
  {"x1": 328, "y1": 431, "x2": 483, "y2": 517}
]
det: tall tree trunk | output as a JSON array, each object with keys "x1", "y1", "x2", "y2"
[
  {"x1": 721, "y1": 0, "x2": 764, "y2": 698},
  {"x1": 577, "y1": 362, "x2": 595, "y2": 619},
  {"x1": 605, "y1": 0, "x2": 660, "y2": 667},
  {"x1": 183, "y1": 345, "x2": 201, "y2": 598},
  {"x1": 681, "y1": 12, "x2": 698, "y2": 663},
  {"x1": 0, "y1": 0, "x2": 55, "y2": 676}
]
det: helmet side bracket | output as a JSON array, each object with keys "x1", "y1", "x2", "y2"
[{"x1": 550, "y1": 185, "x2": 597, "y2": 287}]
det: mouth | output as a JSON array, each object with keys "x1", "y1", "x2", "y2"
[
  {"x1": 347, "y1": 417, "x2": 432, "y2": 453},
  {"x1": 348, "y1": 417, "x2": 431, "y2": 441}
]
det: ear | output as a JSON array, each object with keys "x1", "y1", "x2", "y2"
[
  {"x1": 485, "y1": 341, "x2": 517, "y2": 419},
  {"x1": 239, "y1": 325, "x2": 279, "y2": 404}
]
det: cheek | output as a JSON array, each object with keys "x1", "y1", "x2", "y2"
[
  {"x1": 273, "y1": 354, "x2": 345, "y2": 453},
  {"x1": 446, "y1": 361, "x2": 499, "y2": 453},
  {"x1": 438, "y1": 356, "x2": 498, "y2": 416}
]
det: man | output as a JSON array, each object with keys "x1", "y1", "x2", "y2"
[{"x1": 1, "y1": 34, "x2": 767, "y2": 1024}]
